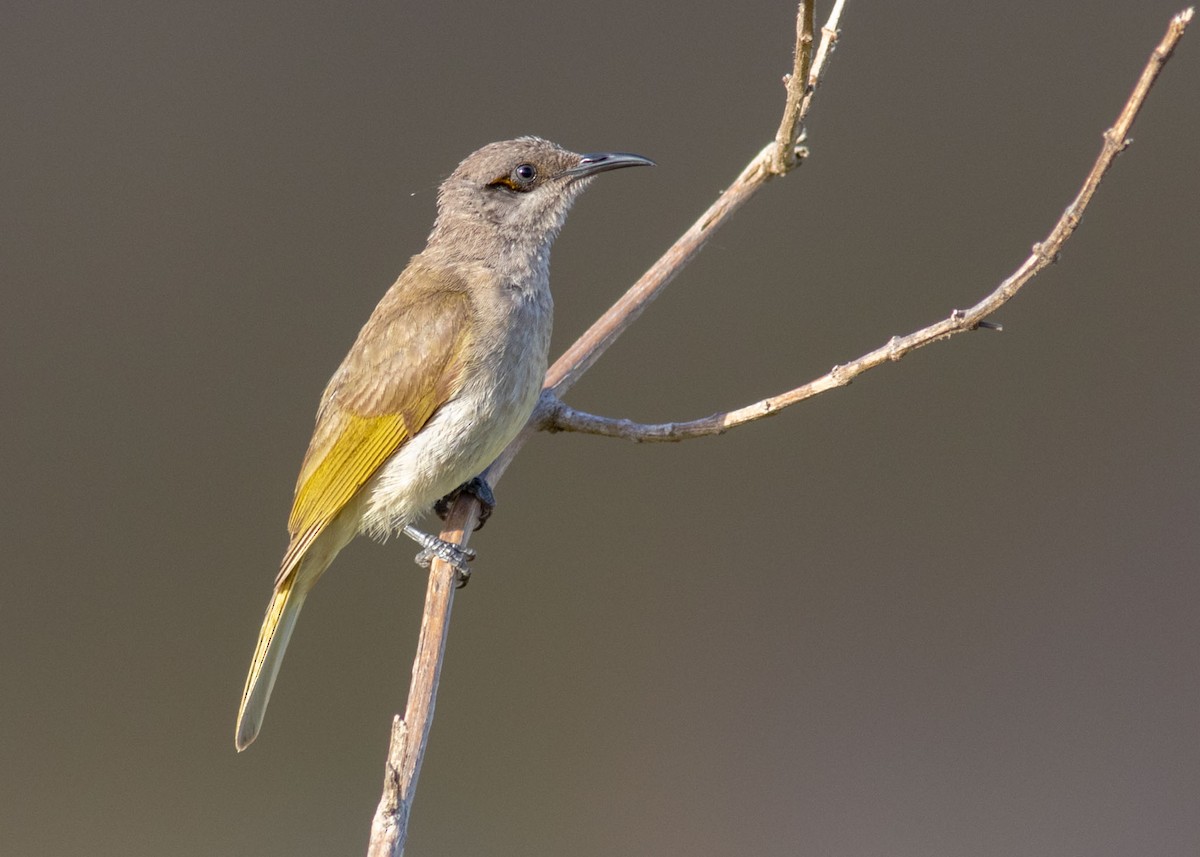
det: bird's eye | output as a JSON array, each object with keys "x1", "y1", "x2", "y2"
[{"x1": 487, "y1": 163, "x2": 539, "y2": 192}]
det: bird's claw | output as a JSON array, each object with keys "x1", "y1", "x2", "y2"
[
  {"x1": 404, "y1": 524, "x2": 476, "y2": 579},
  {"x1": 412, "y1": 539, "x2": 476, "y2": 573},
  {"x1": 434, "y1": 476, "x2": 496, "y2": 530}
]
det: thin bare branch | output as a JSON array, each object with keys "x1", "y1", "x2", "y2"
[
  {"x1": 366, "y1": 502, "x2": 479, "y2": 857},
  {"x1": 545, "y1": 5, "x2": 839, "y2": 399},
  {"x1": 539, "y1": 7, "x2": 1194, "y2": 444},
  {"x1": 771, "y1": 1, "x2": 816, "y2": 173},
  {"x1": 810, "y1": 0, "x2": 846, "y2": 90}
]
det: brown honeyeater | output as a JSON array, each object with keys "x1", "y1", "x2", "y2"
[{"x1": 235, "y1": 137, "x2": 653, "y2": 751}]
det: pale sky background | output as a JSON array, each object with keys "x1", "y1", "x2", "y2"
[{"x1": 3, "y1": 2, "x2": 1198, "y2": 855}]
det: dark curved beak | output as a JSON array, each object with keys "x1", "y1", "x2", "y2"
[{"x1": 565, "y1": 151, "x2": 655, "y2": 179}]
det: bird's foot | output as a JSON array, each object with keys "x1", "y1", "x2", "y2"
[
  {"x1": 433, "y1": 476, "x2": 496, "y2": 530},
  {"x1": 403, "y1": 524, "x2": 476, "y2": 584}
]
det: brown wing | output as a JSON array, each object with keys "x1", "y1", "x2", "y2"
[{"x1": 277, "y1": 262, "x2": 475, "y2": 585}]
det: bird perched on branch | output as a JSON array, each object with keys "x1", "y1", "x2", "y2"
[{"x1": 235, "y1": 137, "x2": 653, "y2": 751}]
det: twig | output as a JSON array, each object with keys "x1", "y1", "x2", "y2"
[
  {"x1": 539, "y1": 6, "x2": 1194, "y2": 442},
  {"x1": 772, "y1": 0, "x2": 818, "y2": 173},
  {"x1": 543, "y1": 2, "x2": 831, "y2": 399},
  {"x1": 365, "y1": 502, "x2": 479, "y2": 856}
]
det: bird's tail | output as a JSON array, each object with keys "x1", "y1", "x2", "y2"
[{"x1": 235, "y1": 576, "x2": 309, "y2": 751}]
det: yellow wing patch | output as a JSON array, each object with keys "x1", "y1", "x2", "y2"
[
  {"x1": 275, "y1": 413, "x2": 411, "y2": 586},
  {"x1": 288, "y1": 412, "x2": 409, "y2": 537}
]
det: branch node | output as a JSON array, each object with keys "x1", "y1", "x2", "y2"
[
  {"x1": 1032, "y1": 241, "x2": 1060, "y2": 266},
  {"x1": 1103, "y1": 127, "x2": 1133, "y2": 152}
]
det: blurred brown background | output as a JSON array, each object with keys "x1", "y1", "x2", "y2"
[{"x1": 3, "y1": 2, "x2": 1198, "y2": 855}]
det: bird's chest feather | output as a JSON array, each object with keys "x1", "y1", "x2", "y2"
[{"x1": 360, "y1": 281, "x2": 551, "y2": 535}]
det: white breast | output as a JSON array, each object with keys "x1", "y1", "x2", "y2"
[{"x1": 359, "y1": 282, "x2": 551, "y2": 539}]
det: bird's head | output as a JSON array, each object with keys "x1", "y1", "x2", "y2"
[{"x1": 429, "y1": 136, "x2": 653, "y2": 260}]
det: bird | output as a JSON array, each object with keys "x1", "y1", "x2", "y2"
[{"x1": 235, "y1": 137, "x2": 653, "y2": 751}]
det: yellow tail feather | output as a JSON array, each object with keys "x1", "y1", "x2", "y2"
[
  {"x1": 235, "y1": 577, "x2": 309, "y2": 751},
  {"x1": 237, "y1": 510, "x2": 357, "y2": 751}
]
